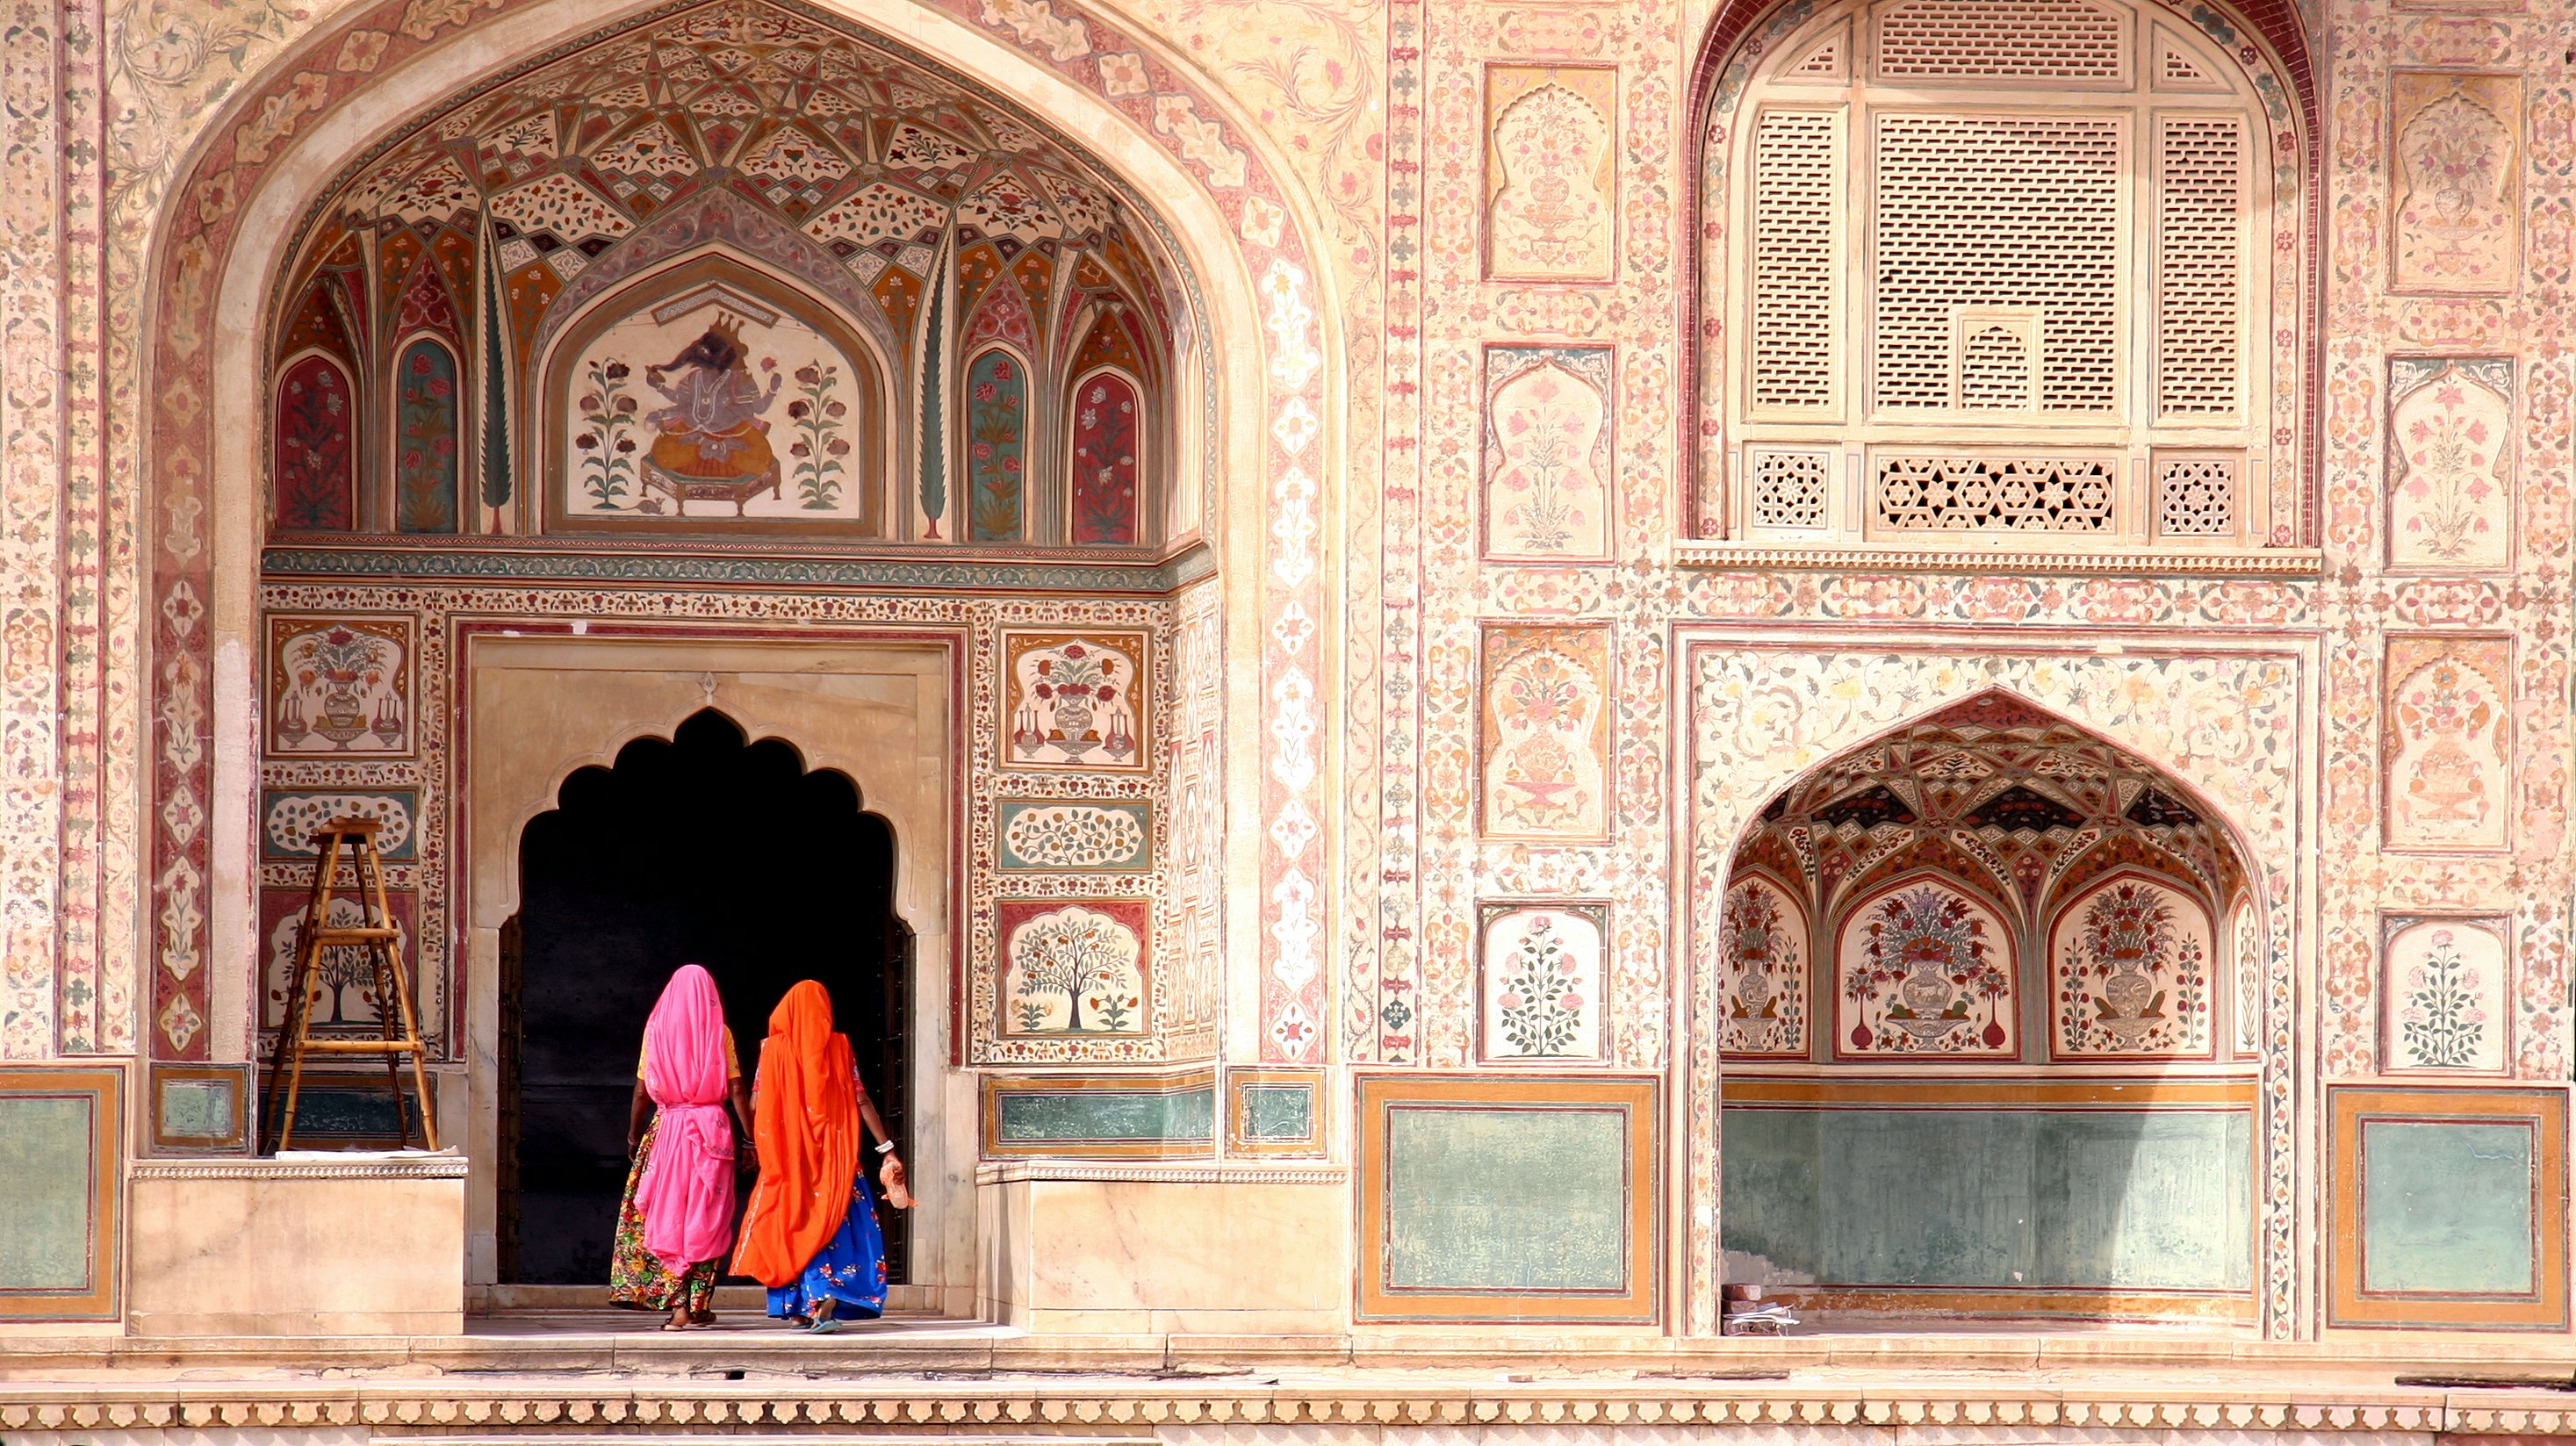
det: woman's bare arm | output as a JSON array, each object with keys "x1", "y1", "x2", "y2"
[{"x1": 625, "y1": 1077, "x2": 651, "y2": 1158}]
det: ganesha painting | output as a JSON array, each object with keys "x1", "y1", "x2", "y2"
[{"x1": 555, "y1": 284, "x2": 876, "y2": 529}]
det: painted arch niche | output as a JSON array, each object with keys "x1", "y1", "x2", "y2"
[
  {"x1": 547, "y1": 263, "x2": 887, "y2": 534},
  {"x1": 1716, "y1": 691, "x2": 2263, "y2": 1321},
  {"x1": 264, "y1": 0, "x2": 1194, "y2": 549}
]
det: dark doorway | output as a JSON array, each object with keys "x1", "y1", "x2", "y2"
[{"x1": 500, "y1": 709, "x2": 910, "y2": 1288}]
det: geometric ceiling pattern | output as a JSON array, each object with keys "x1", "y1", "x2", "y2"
[
  {"x1": 283, "y1": 0, "x2": 1174, "y2": 373},
  {"x1": 1732, "y1": 690, "x2": 2251, "y2": 937}
]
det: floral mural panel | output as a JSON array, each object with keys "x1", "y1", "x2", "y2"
[
  {"x1": 2233, "y1": 897, "x2": 2262, "y2": 1058},
  {"x1": 2381, "y1": 915, "x2": 2510, "y2": 1074},
  {"x1": 1485, "y1": 66, "x2": 1614, "y2": 281},
  {"x1": 1479, "y1": 624, "x2": 1613, "y2": 840},
  {"x1": 1477, "y1": 902, "x2": 1607, "y2": 1062},
  {"x1": 2047, "y1": 872, "x2": 2217, "y2": 1060},
  {"x1": 257, "y1": 886, "x2": 421, "y2": 1035},
  {"x1": 2384, "y1": 635, "x2": 2512, "y2": 852},
  {"x1": 2387, "y1": 358, "x2": 2512, "y2": 572},
  {"x1": 1834, "y1": 874, "x2": 2018, "y2": 1060},
  {"x1": 2390, "y1": 71, "x2": 2522, "y2": 296},
  {"x1": 1002, "y1": 630, "x2": 1149, "y2": 772},
  {"x1": 265, "y1": 615, "x2": 414, "y2": 758},
  {"x1": 996, "y1": 800, "x2": 1152, "y2": 872},
  {"x1": 274, "y1": 354, "x2": 356, "y2": 532},
  {"x1": 392, "y1": 338, "x2": 462, "y2": 534},
  {"x1": 965, "y1": 348, "x2": 1028, "y2": 542},
  {"x1": 556, "y1": 291, "x2": 872, "y2": 529},
  {"x1": 259, "y1": 790, "x2": 418, "y2": 861},
  {"x1": 1720, "y1": 872, "x2": 1809, "y2": 1059},
  {"x1": 997, "y1": 898, "x2": 1148, "y2": 1037},
  {"x1": 1484, "y1": 347, "x2": 1612, "y2": 562},
  {"x1": 1069, "y1": 370, "x2": 1140, "y2": 544}
]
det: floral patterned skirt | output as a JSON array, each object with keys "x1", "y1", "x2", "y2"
[
  {"x1": 765, "y1": 1169, "x2": 886, "y2": 1321},
  {"x1": 608, "y1": 1114, "x2": 723, "y2": 1314}
]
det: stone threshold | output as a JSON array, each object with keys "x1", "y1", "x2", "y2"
[
  {"x1": 1, "y1": 1379, "x2": 2575, "y2": 1435},
  {"x1": 4, "y1": 1323, "x2": 2575, "y2": 1377}
]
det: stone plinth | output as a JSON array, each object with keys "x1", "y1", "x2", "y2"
[{"x1": 126, "y1": 1154, "x2": 467, "y2": 1336}]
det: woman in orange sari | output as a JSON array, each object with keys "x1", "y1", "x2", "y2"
[{"x1": 732, "y1": 981, "x2": 908, "y2": 1333}]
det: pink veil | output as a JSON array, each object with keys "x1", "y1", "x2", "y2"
[{"x1": 632, "y1": 964, "x2": 737, "y2": 1273}]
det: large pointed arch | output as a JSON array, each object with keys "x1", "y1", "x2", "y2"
[
  {"x1": 1707, "y1": 687, "x2": 2268, "y2": 1325},
  {"x1": 140, "y1": 0, "x2": 1338, "y2": 1071}
]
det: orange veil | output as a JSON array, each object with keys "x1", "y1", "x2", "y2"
[{"x1": 730, "y1": 981, "x2": 860, "y2": 1287}]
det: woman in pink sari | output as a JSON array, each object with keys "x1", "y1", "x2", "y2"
[{"x1": 609, "y1": 965, "x2": 754, "y2": 1328}]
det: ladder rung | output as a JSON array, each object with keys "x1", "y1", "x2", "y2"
[
  {"x1": 293, "y1": 1039, "x2": 428, "y2": 1054},
  {"x1": 308, "y1": 927, "x2": 400, "y2": 943}
]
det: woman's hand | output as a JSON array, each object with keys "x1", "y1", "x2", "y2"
[{"x1": 879, "y1": 1152, "x2": 913, "y2": 1210}]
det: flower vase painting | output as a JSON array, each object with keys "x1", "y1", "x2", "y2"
[
  {"x1": 556, "y1": 287, "x2": 874, "y2": 531},
  {"x1": 2047, "y1": 873, "x2": 2215, "y2": 1060},
  {"x1": 1002, "y1": 631, "x2": 1150, "y2": 773},
  {"x1": 266, "y1": 616, "x2": 414, "y2": 758},
  {"x1": 1834, "y1": 876, "x2": 2018, "y2": 1059}
]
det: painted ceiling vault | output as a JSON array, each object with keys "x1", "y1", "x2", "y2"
[
  {"x1": 278, "y1": 0, "x2": 1177, "y2": 478},
  {"x1": 1732, "y1": 691, "x2": 2252, "y2": 937}
]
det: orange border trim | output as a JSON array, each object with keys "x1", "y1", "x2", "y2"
[
  {"x1": 1356, "y1": 1073, "x2": 1658, "y2": 1324},
  {"x1": 1763, "y1": 1286, "x2": 2255, "y2": 1322},
  {"x1": 0, "y1": 1066, "x2": 123, "y2": 1321},
  {"x1": 2328, "y1": 1085, "x2": 2568, "y2": 1330},
  {"x1": 148, "y1": 1062, "x2": 251, "y2": 1153},
  {"x1": 1723, "y1": 1075, "x2": 2256, "y2": 1109}
]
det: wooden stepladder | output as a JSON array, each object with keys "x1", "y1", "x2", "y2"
[{"x1": 261, "y1": 817, "x2": 440, "y2": 1153}]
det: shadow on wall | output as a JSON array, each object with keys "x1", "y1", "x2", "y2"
[{"x1": 1712, "y1": 691, "x2": 2261, "y2": 1322}]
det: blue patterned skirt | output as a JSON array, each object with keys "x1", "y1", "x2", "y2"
[{"x1": 765, "y1": 1169, "x2": 886, "y2": 1320}]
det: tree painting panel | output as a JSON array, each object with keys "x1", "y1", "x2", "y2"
[
  {"x1": 274, "y1": 354, "x2": 356, "y2": 531},
  {"x1": 1069, "y1": 370, "x2": 1140, "y2": 544},
  {"x1": 997, "y1": 899, "x2": 1148, "y2": 1037},
  {"x1": 259, "y1": 887, "x2": 417, "y2": 1032},
  {"x1": 966, "y1": 349, "x2": 1027, "y2": 541},
  {"x1": 393, "y1": 339, "x2": 461, "y2": 533}
]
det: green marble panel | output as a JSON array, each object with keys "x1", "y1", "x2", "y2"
[
  {"x1": 2361, "y1": 1119, "x2": 2535, "y2": 1295},
  {"x1": 158, "y1": 1079, "x2": 238, "y2": 1140},
  {"x1": 1722, "y1": 1105, "x2": 2251, "y2": 1291},
  {"x1": 0, "y1": 1097, "x2": 95, "y2": 1291},
  {"x1": 1384, "y1": 1105, "x2": 1627, "y2": 1292},
  {"x1": 1239, "y1": 1083, "x2": 1315, "y2": 1141},
  {"x1": 995, "y1": 1086, "x2": 1214, "y2": 1142}
]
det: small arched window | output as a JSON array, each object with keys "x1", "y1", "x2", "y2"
[
  {"x1": 274, "y1": 352, "x2": 358, "y2": 532},
  {"x1": 962, "y1": 346, "x2": 1030, "y2": 543},
  {"x1": 1705, "y1": 0, "x2": 2299, "y2": 554},
  {"x1": 392, "y1": 337, "x2": 463, "y2": 534},
  {"x1": 1068, "y1": 368, "x2": 1141, "y2": 546}
]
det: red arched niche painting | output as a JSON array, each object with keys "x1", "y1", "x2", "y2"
[
  {"x1": 1069, "y1": 370, "x2": 1139, "y2": 545},
  {"x1": 275, "y1": 354, "x2": 357, "y2": 531}
]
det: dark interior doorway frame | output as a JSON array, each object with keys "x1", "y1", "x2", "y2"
[{"x1": 498, "y1": 709, "x2": 912, "y2": 1290}]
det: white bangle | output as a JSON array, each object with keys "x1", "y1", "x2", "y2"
[{"x1": 875, "y1": 1140, "x2": 896, "y2": 1155}]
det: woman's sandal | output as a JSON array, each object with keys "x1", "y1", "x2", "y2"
[{"x1": 804, "y1": 1316, "x2": 845, "y2": 1335}]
